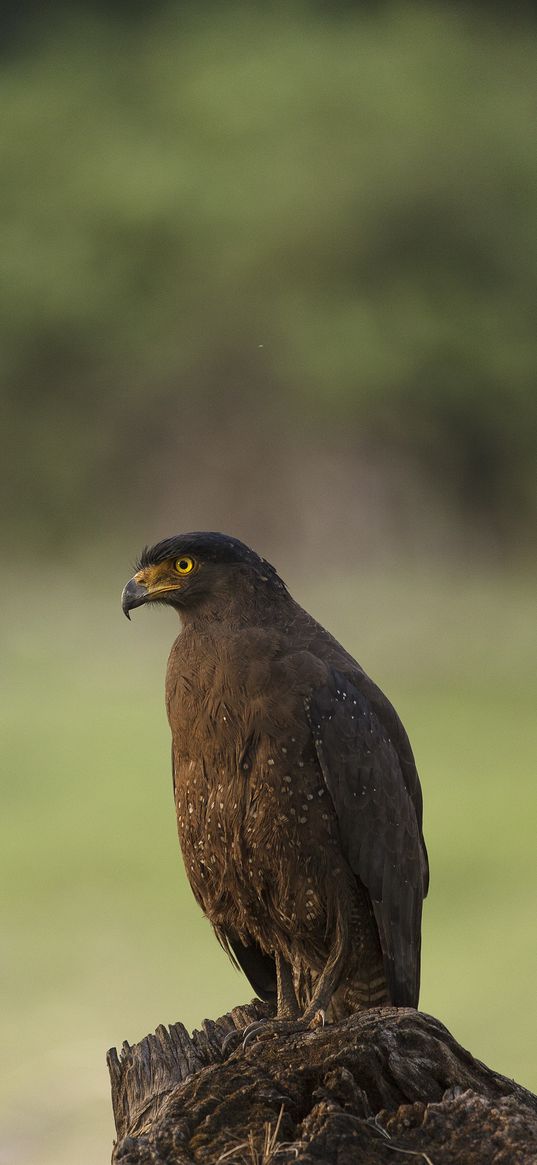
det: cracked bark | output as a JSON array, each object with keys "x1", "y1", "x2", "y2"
[{"x1": 107, "y1": 1002, "x2": 537, "y2": 1164}]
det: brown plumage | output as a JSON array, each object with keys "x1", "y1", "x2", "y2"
[{"x1": 121, "y1": 532, "x2": 428, "y2": 1023}]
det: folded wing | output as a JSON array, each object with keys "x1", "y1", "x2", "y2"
[{"x1": 307, "y1": 668, "x2": 429, "y2": 1007}]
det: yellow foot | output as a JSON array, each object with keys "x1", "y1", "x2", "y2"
[
  {"x1": 309, "y1": 1008, "x2": 326, "y2": 1030},
  {"x1": 241, "y1": 1011, "x2": 328, "y2": 1051}
]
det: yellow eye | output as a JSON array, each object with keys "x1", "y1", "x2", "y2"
[{"x1": 174, "y1": 556, "x2": 195, "y2": 575}]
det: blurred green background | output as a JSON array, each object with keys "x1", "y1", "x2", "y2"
[{"x1": 1, "y1": 3, "x2": 536, "y2": 1163}]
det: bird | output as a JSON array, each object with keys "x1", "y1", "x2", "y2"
[{"x1": 121, "y1": 532, "x2": 429, "y2": 1032}]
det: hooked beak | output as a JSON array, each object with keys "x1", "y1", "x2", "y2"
[{"x1": 121, "y1": 576, "x2": 149, "y2": 619}]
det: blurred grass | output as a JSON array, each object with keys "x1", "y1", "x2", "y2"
[{"x1": 1, "y1": 561, "x2": 536, "y2": 1164}]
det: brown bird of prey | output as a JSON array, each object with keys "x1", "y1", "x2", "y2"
[{"x1": 122, "y1": 532, "x2": 428, "y2": 1031}]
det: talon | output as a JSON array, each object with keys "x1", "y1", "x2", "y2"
[
  {"x1": 241, "y1": 1018, "x2": 270, "y2": 1050},
  {"x1": 242, "y1": 1016, "x2": 317, "y2": 1049},
  {"x1": 221, "y1": 1028, "x2": 242, "y2": 1056}
]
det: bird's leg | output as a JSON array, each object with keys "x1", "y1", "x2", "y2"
[
  {"x1": 242, "y1": 912, "x2": 349, "y2": 1047},
  {"x1": 300, "y1": 905, "x2": 350, "y2": 1025},
  {"x1": 241, "y1": 951, "x2": 347, "y2": 1048},
  {"x1": 300, "y1": 946, "x2": 344, "y2": 1026},
  {"x1": 276, "y1": 952, "x2": 300, "y2": 1020},
  {"x1": 239, "y1": 953, "x2": 300, "y2": 1048},
  {"x1": 222, "y1": 952, "x2": 299, "y2": 1056}
]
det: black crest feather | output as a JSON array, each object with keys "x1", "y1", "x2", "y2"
[{"x1": 137, "y1": 531, "x2": 285, "y2": 588}]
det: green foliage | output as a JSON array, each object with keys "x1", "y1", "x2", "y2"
[{"x1": 2, "y1": 4, "x2": 536, "y2": 546}]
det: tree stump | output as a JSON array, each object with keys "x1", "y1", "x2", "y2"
[{"x1": 107, "y1": 1001, "x2": 537, "y2": 1164}]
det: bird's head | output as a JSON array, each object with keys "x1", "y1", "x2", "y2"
[{"x1": 121, "y1": 532, "x2": 286, "y2": 621}]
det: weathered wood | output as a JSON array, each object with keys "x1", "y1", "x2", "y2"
[{"x1": 108, "y1": 1003, "x2": 537, "y2": 1164}]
